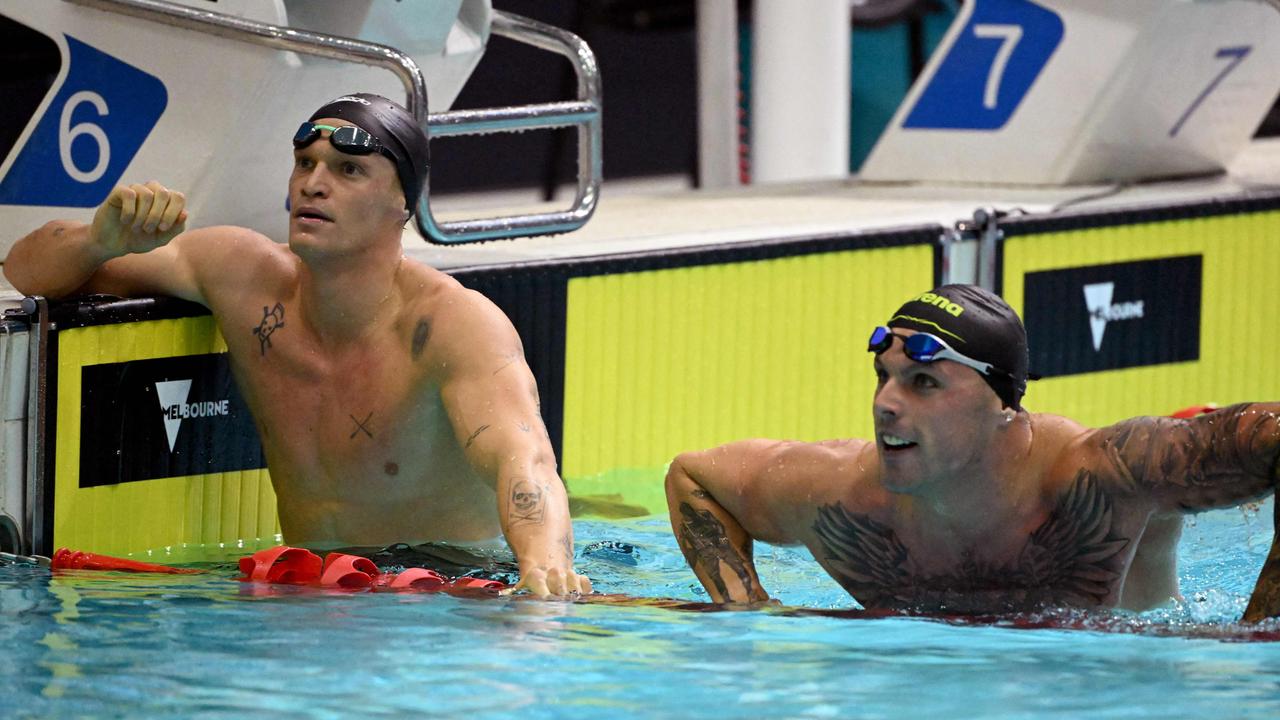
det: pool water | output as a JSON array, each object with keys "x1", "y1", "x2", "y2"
[{"x1": 3, "y1": 499, "x2": 1280, "y2": 719}]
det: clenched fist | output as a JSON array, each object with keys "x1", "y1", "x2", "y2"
[{"x1": 91, "y1": 181, "x2": 188, "y2": 258}]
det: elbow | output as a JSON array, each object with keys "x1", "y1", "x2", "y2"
[
  {"x1": 665, "y1": 452, "x2": 700, "y2": 500},
  {"x1": 665, "y1": 453, "x2": 688, "y2": 487}
]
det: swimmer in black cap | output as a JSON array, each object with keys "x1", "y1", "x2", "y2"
[
  {"x1": 299, "y1": 93, "x2": 430, "y2": 214},
  {"x1": 6, "y1": 93, "x2": 591, "y2": 597},
  {"x1": 664, "y1": 284, "x2": 1280, "y2": 621}
]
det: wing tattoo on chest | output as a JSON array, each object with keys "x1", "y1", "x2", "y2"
[{"x1": 812, "y1": 472, "x2": 1130, "y2": 613}]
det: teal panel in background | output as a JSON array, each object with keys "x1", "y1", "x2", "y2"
[{"x1": 737, "y1": 2, "x2": 959, "y2": 174}]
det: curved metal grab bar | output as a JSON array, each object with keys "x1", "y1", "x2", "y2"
[
  {"x1": 417, "y1": 11, "x2": 602, "y2": 243},
  {"x1": 63, "y1": 0, "x2": 602, "y2": 244},
  {"x1": 66, "y1": 0, "x2": 430, "y2": 116}
]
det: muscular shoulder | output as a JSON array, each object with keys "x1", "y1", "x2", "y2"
[
  {"x1": 689, "y1": 437, "x2": 878, "y2": 507},
  {"x1": 173, "y1": 225, "x2": 275, "y2": 264},
  {"x1": 176, "y1": 226, "x2": 289, "y2": 295},
  {"x1": 773, "y1": 438, "x2": 873, "y2": 479},
  {"x1": 396, "y1": 261, "x2": 521, "y2": 373}
]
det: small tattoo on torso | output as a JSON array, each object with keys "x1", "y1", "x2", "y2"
[
  {"x1": 411, "y1": 319, "x2": 429, "y2": 359},
  {"x1": 465, "y1": 424, "x2": 490, "y2": 449},
  {"x1": 349, "y1": 412, "x2": 374, "y2": 439},
  {"x1": 252, "y1": 303, "x2": 286, "y2": 356}
]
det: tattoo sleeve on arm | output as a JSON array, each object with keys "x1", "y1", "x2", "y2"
[
  {"x1": 1244, "y1": 493, "x2": 1280, "y2": 622},
  {"x1": 1100, "y1": 403, "x2": 1280, "y2": 511},
  {"x1": 675, "y1": 502, "x2": 760, "y2": 601}
]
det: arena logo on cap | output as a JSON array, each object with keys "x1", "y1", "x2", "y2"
[
  {"x1": 1022, "y1": 255, "x2": 1201, "y2": 377},
  {"x1": 911, "y1": 292, "x2": 966, "y2": 317},
  {"x1": 330, "y1": 95, "x2": 372, "y2": 105}
]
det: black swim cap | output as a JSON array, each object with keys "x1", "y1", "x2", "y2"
[
  {"x1": 308, "y1": 93, "x2": 429, "y2": 214},
  {"x1": 886, "y1": 284, "x2": 1031, "y2": 410}
]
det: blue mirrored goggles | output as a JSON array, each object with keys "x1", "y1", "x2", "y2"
[
  {"x1": 293, "y1": 122, "x2": 387, "y2": 158},
  {"x1": 867, "y1": 326, "x2": 1013, "y2": 379}
]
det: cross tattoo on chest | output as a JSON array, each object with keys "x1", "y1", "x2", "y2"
[{"x1": 349, "y1": 412, "x2": 374, "y2": 439}]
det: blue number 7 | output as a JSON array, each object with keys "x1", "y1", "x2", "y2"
[{"x1": 1169, "y1": 46, "x2": 1252, "y2": 138}]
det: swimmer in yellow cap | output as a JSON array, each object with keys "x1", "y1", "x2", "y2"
[
  {"x1": 665, "y1": 284, "x2": 1280, "y2": 620},
  {"x1": 5, "y1": 93, "x2": 590, "y2": 597}
]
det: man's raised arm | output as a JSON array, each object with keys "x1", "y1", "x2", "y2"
[
  {"x1": 1088, "y1": 403, "x2": 1280, "y2": 620},
  {"x1": 665, "y1": 440, "x2": 814, "y2": 604},
  {"x1": 4, "y1": 181, "x2": 195, "y2": 300},
  {"x1": 434, "y1": 288, "x2": 590, "y2": 597}
]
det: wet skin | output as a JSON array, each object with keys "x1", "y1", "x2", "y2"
[
  {"x1": 666, "y1": 331, "x2": 1280, "y2": 617},
  {"x1": 4, "y1": 121, "x2": 591, "y2": 595}
]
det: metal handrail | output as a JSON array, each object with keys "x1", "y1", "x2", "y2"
[
  {"x1": 66, "y1": 0, "x2": 429, "y2": 117},
  {"x1": 417, "y1": 11, "x2": 602, "y2": 243},
  {"x1": 64, "y1": 0, "x2": 602, "y2": 244}
]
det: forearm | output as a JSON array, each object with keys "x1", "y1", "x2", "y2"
[
  {"x1": 1243, "y1": 496, "x2": 1280, "y2": 622},
  {"x1": 1243, "y1": 439, "x2": 1280, "y2": 622},
  {"x1": 496, "y1": 457, "x2": 574, "y2": 573},
  {"x1": 665, "y1": 458, "x2": 769, "y2": 603},
  {"x1": 4, "y1": 221, "x2": 116, "y2": 298}
]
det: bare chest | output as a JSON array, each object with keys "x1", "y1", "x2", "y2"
[
  {"x1": 806, "y1": 475, "x2": 1148, "y2": 614},
  {"x1": 217, "y1": 305, "x2": 465, "y2": 491}
]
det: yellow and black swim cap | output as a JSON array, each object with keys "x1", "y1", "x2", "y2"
[
  {"x1": 308, "y1": 93, "x2": 430, "y2": 214},
  {"x1": 887, "y1": 284, "x2": 1031, "y2": 410}
]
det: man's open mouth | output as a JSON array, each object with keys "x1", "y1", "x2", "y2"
[
  {"x1": 881, "y1": 433, "x2": 918, "y2": 452},
  {"x1": 294, "y1": 207, "x2": 333, "y2": 222}
]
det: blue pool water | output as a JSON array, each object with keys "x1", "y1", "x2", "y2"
[{"x1": 3, "y1": 499, "x2": 1280, "y2": 719}]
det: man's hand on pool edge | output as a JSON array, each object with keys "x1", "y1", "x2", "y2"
[{"x1": 503, "y1": 565, "x2": 594, "y2": 597}]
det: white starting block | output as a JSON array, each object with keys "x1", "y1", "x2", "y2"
[
  {"x1": 860, "y1": 0, "x2": 1280, "y2": 185},
  {"x1": 0, "y1": 0, "x2": 600, "y2": 247}
]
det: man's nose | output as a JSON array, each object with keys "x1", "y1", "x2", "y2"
[
  {"x1": 299, "y1": 166, "x2": 330, "y2": 197},
  {"x1": 873, "y1": 380, "x2": 901, "y2": 421}
]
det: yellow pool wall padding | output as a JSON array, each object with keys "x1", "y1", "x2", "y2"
[
  {"x1": 53, "y1": 316, "x2": 279, "y2": 557},
  {"x1": 561, "y1": 244, "x2": 936, "y2": 508},
  {"x1": 1001, "y1": 210, "x2": 1280, "y2": 427},
  {"x1": 45, "y1": 207, "x2": 1280, "y2": 549}
]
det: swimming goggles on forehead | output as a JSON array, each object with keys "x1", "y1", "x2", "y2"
[
  {"x1": 867, "y1": 326, "x2": 1013, "y2": 379},
  {"x1": 292, "y1": 122, "x2": 387, "y2": 157}
]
